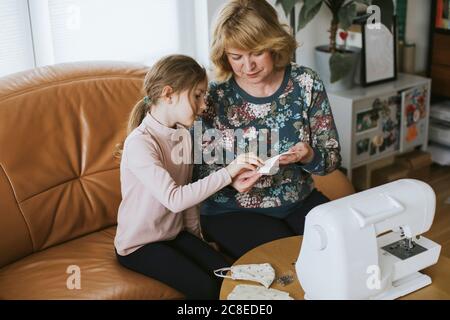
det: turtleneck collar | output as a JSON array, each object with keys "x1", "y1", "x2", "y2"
[{"x1": 142, "y1": 112, "x2": 188, "y2": 138}]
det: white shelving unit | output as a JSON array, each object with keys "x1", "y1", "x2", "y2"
[{"x1": 328, "y1": 73, "x2": 431, "y2": 180}]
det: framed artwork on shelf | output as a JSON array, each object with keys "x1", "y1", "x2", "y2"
[{"x1": 361, "y1": 0, "x2": 397, "y2": 86}]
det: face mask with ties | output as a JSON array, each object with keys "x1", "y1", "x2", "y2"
[{"x1": 214, "y1": 263, "x2": 275, "y2": 288}]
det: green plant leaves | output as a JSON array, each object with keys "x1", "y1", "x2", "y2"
[
  {"x1": 298, "y1": 0, "x2": 323, "y2": 30},
  {"x1": 276, "y1": 0, "x2": 369, "y2": 83},
  {"x1": 329, "y1": 52, "x2": 354, "y2": 83},
  {"x1": 304, "y1": 0, "x2": 323, "y2": 13},
  {"x1": 276, "y1": 0, "x2": 298, "y2": 16},
  {"x1": 278, "y1": 0, "x2": 371, "y2": 30},
  {"x1": 338, "y1": 2, "x2": 357, "y2": 30}
]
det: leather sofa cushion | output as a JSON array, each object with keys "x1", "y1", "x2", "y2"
[{"x1": 0, "y1": 226, "x2": 183, "y2": 300}]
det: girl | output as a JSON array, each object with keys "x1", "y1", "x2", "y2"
[{"x1": 114, "y1": 55, "x2": 262, "y2": 300}]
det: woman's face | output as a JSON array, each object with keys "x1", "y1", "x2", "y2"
[
  {"x1": 226, "y1": 48, "x2": 275, "y2": 84},
  {"x1": 174, "y1": 80, "x2": 207, "y2": 128}
]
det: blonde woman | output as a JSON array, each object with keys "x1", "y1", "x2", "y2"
[
  {"x1": 114, "y1": 55, "x2": 262, "y2": 299},
  {"x1": 194, "y1": 0, "x2": 342, "y2": 259}
]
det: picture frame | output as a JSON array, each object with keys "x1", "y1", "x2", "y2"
[
  {"x1": 356, "y1": 108, "x2": 379, "y2": 134},
  {"x1": 361, "y1": 15, "x2": 398, "y2": 86}
]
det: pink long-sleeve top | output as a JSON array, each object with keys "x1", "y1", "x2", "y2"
[{"x1": 114, "y1": 113, "x2": 232, "y2": 256}]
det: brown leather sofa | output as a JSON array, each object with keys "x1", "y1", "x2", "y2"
[
  {"x1": 0, "y1": 61, "x2": 354, "y2": 299},
  {"x1": 0, "y1": 62, "x2": 184, "y2": 299}
]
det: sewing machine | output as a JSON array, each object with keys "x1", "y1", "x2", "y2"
[{"x1": 296, "y1": 179, "x2": 441, "y2": 300}]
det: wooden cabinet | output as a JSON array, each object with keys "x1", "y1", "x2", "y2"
[
  {"x1": 430, "y1": 33, "x2": 450, "y2": 97},
  {"x1": 428, "y1": 1, "x2": 450, "y2": 98}
]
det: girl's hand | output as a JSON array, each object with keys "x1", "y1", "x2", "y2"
[
  {"x1": 279, "y1": 142, "x2": 314, "y2": 165},
  {"x1": 226, "y1": 153, "x2": 264, "y2": 178},
  {"x1": 231, "y1": 170, "x2": 262, "y2": 193}
]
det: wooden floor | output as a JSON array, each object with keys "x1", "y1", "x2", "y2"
[{"x1": 422, "y1": 164, "x2": 450, "y2": 259}]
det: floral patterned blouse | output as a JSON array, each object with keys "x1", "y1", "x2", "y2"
[{"x1": 193, "y1": 63, "x2": 341, "y2": 218}]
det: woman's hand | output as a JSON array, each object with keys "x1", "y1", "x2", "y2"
[
  {"x1": 226, "y1": 153, "x2": 264, "y2": 178},
  {"x1": 278, "y1": 142, "x2": 314, "y2": 166},
  {"x1": 231, "y1": 170, "x2": 262, "y2": 193}
]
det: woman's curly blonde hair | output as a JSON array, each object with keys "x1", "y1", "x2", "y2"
[{"x1": 210, "y1": 0, "x2": 298, "y2": 82}]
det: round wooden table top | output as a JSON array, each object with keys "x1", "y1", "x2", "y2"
[
  {"x1": 219, "y1": 236, "x2": 450, "y2": 300},
  {"x1": 220, "y1": 236, "x2": 304, "y2": 300}
]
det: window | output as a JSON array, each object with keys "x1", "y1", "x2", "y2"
[
  {"x1": 0, "y1": 0, "x2": 35, "y2": 77},
  {"x1": 0, "y1": 0, "x2": 199, "y2": 77}
]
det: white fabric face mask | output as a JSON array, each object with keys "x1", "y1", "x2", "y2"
[
  {"x1": 257, "y1": 151, "x2": 294, "y2": 176},
  {"x1": 227, "y1": 284, "x2": 294, "y2": 300},
  {"x1": 214, "y1": 263, "x2": 275, "y2": 288}
]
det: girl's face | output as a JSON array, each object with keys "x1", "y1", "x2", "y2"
[
  {"x1": 226, "y1": 48, "x2": 275, "y2": 85},
  {"x1": 174, "y1": 80, "x2": 207, "y2": 128}
]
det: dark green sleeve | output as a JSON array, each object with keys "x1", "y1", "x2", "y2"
[{"x1": 300, "y1": 72, "x2": 342, "y2": 176}]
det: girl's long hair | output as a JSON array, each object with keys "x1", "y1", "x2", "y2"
[{"x1": 114, "y1": 55, "x2": 206, "y2": 159}]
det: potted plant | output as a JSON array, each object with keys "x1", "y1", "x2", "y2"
[{"x1": 276, "y1": 0, "x2": 372, "y2": 91}]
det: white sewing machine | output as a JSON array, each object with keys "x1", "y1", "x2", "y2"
[{"x1": 296, "y1": 179, "x2": 441, "y2": 300}]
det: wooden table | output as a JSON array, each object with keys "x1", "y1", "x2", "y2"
[{"x1": 220, "y1": 236, "x2": 450, "y2": 300}]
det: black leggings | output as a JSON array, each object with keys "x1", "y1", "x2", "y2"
[
  {"x1": 200, "y1": 189, "x2": 329, "y2": 259},
  {"x1": 116, "y1": 231, "x2": 230, "y2": 299}
]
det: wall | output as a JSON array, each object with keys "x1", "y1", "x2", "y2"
[
  {"x1": 405, "y1": 0, "x2": 431, "y2": 73},
  {"x1": 193, "y1": 0, "x2": 225, "y2": 69}
]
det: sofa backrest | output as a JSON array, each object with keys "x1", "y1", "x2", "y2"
[{"x1": 0, "y1": 62, "x2": 147, "y2": 267}]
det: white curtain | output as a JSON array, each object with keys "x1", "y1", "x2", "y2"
[
  {"x1": 0, "y1": 0, "x2": 35, "y2": 77},
  {"x1": 0, "y1": 0, "x2": 198, "y2": 77}
]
